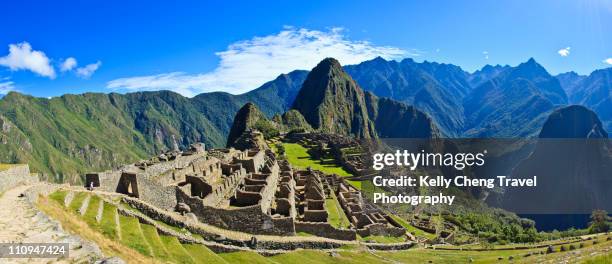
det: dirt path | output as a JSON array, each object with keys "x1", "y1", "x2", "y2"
[{"x1": 0, "y1": 184, "x2": 105, "y2": 263}]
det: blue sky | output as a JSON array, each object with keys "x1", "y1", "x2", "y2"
[{"x1": 1, "y1": 0, "x2": 611, "y2": 97}]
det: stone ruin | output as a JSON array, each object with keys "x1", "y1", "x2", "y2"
[
  {"x1": 286, "y1": 132, "x2": 375, "y2": 176},
  {"x1": 336, "y1": 181, "x2": 406, "y2": 238},
  {"x1": 84, "y1": 139, "x2": 405, "y2": 241}
]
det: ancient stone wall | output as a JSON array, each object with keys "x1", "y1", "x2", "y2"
[
  {"x1": 0, "y1": 164, "x2": 38, "y2": 193},
  {"x1": 137, "y1": 177, "x2": 178, "y2": 211},
  {"x1": 177, "y1": 187, "x2": 295, "y2": 235},
  {"x1": 294, "y1": 221, "x2": 356, "y2": 241},
  {"x1": 88, "y1": 171, "x2": 123, "y2": 193},
  {"x1": 357, "y1": 223, "x2": 406, "y2": 237},
  {"x1": 234, "y1": 150, "x2": 265, "y2": 173}
]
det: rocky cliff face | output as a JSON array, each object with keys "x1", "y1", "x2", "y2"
[{"x1": 292, "y1": 58, "x2": 376, "y2": 139}]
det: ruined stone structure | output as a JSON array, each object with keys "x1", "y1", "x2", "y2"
[
  {"x1": 0, "y1": 164, "x2": 39, "y2": 193},
  {"x1": 86, "y1": 133, "x2": 405, "y2": 241},
  {"x1": 336, "y1": 181, "x2": 406, "y2": 238}
]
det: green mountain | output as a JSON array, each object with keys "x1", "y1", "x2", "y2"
[
  {"x1": 0, "y1": 71, "x2": 308, "y2": 183},
  {"x1": 293, "y1": 58, "x2": 377, "y2": 138},
  {"x1": 0, "y1": 91, "x2": 224, "y2": 182},
  {"x1": 226, "y1": 103, "x2": 311, "y2": 149},
  {"x1": 192, "y1": 70, "x2": 308, "y2": 136}
]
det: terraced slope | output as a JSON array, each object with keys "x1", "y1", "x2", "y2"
[
  {"x1": 47, "y1": 190, "x2": 228, "y2": 264},
  {"x1": 42, "y1": 189, "x2": 612, "y2": 264}
]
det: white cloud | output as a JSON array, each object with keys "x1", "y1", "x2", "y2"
[
  {"x1": 60, "y1": 57, "x2": 77, "y2": 72},
  {"x1": 76, "y1": 61, "x2": 101, "y2": 79},
  {"x1": 0, "y1": 42, "x2": 56, "y2": 78},
  {"x1": 107, "y1": 27, "x2": 410, "y2": 96},
  {"x1": 483, "y1": 51, "x2": 489, "y2": 60},
  {"x1": 558, "y1": 47, "x2": 571, "y2": 57},
  {"x1": 0, "y1": 78, "x2": 15, "y2": 94},
  {"x1": 604, "y1": 58, "x2": 612, "y2": 65}
]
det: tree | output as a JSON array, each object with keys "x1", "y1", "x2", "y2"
[{"x1": 588, "y1": 209, "x2": 610, "y2": 234}]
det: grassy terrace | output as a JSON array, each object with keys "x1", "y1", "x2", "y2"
[
  {"x1": 44, "y1": 190, "x2": 227, "y2": 264},
  {"x1": 283, "y1": 143, "x2": 352, "y2": 177},
  {"x1": 325, "y1": 193, "x2": 351, "y2": 229},
  {"x1": 389, "y1": 213, "x2": 437, "y2": 240},
  {"x1": 39, "y1": 190, "x2": 612, "y2": 263}
]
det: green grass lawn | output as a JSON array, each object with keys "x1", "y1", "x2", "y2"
[
  {"x1": 68, "y1": 192, "x2": 89, "y2": 213},
  {"x1": 43, "y1": 191, "x2": 612, "y2": 264},
  {"x1": 219, "y1": 251, "x2": 276, "y2": 264},
  {"x1": 324, "y1": 193, "x2": 351, "y2": 229},
  {"x1": 119, "y1": 215, "x2": 152, "y2": 256},
  {"x1": 360, "y1": 235, "x2": 406, "y2": 244},
  {"x1": 141, "y1": 224, "x2": 173, "y2": 261},
  {"x1": 48, "y1": 190, "x2": 68, "y2": 205},
  {"x1": 183, "y1": 244, "x2": 228, "y2": 264},
  {"x1": 584, "y1": 252, "x2": 612, "y2": 264},
  {"x1": 283, "y1": 143, "x2": 352, "y2": 177},
  {"x1": 99, "y1": 202, "x2": 119, "y2": 239},
  {"x1": 159, "y1": 235, "x2": 196, "y2": 264},
  {"x1": 83, "y1": 195, "x2": 101, "y2": 225}
]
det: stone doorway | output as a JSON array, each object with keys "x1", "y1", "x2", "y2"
[{"x1": 116, "y1": 172, "x2": 139, "y2": 198}]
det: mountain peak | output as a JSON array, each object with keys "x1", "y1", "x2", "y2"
[
  {"x1": 292, "y1": 58, "x2": 376, "y2": 138},
  {"x1": 526, "y1": 57, "x2": 537, "y2": 64},
  {"x1": 226, "y1": 102, "x2": 266, "y2": 147},
  {"x1": 539, "y1": 105, "x2": 608, "y2": 138},
  {"x1": 517, "y1": 57, "x2": 545, "y2": 71},
  {"x1": 314, "y1": 57, "x2": 342, "y2": 72}
]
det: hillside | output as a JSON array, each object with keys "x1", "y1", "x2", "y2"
[
  {"x1": 192, "y1": 70, "x2": 308, "y2": 136},
  {"x1": 0, "y1": 91, "x2": 224, "y2": 182},
  {"x1": 0, "y1": 71, "x2": 307, "y2": 182}
]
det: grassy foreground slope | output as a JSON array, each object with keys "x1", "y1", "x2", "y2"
[{"x1": 39, "y1": 190, "x2": 612, "y2": 263}]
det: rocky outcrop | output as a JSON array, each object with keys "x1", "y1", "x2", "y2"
[
  {"x1": 538, "y1": 105, "x2": 608, "y2": 138},
  {"x1": 227, "y1": 103, "x2": 270, "y2": 147},
  {"x1": 503, "y1": 105, "x2": 611, "y2": 213}
]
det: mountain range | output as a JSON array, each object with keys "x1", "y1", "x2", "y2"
[
  {"x1": 228, "y1": 58, "x2": 440, "y2": 147},
  {"x1": 0, "y1": 56, "x2": 610, "y2": 182}
]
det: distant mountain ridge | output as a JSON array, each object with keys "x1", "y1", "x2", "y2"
[
  {"x1": 1, "y1": 56, "x2": 610, "y2": 183},
  {"x1": 556, "y1": 68, "x2": 612, "y2": 132}
]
